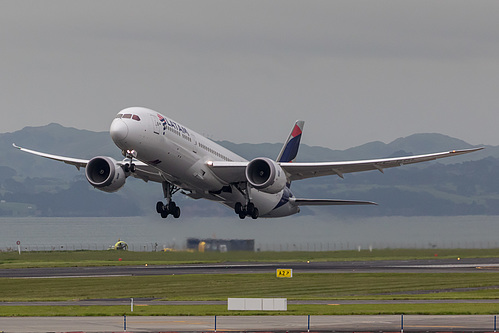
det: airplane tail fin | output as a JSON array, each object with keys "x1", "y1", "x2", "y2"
[{"x1": 277, "y1": 120, "x2": 304, "y2": 163}]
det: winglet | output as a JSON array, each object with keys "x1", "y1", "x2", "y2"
[{"x1": 277, "y1": 120, "x2": 305, "y2": 163}]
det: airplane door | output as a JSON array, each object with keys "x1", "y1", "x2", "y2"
[{"x1": 150, "y1": 115, "x2": 162, "y2": 135}]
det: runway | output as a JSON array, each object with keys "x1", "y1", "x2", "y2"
[
  {"x1": 1, "y1": 315, "x2": 499, "y2": 332},
  {"x1": 1, "y1": 257, "x2": 499, "y2": 278}
]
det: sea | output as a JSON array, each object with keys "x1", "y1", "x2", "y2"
[{"x1": 1, "y1": 214, "x2": 498, "y2": 252}]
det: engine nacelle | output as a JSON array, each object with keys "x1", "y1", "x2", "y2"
[
  {"x1": 245, "y1": 157, "x2": 287, "y2": 194},
  {"x1": 85, "y1": 156, "x2": 127, "y2": 193}
]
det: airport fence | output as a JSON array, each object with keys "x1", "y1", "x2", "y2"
[
  {"x1": 1, "y1": 240, "x2": 499, "y2": 252},
  {"x1": 0, "y1": 243, "x2": 172, "y2": 252},
  {"x1": 256, "y1": 240, "x2": 499, "y2": 251}
]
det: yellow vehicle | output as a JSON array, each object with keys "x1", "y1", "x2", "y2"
[{"x1": 111, "y1": 240, "x2": 128, "y2": 250}]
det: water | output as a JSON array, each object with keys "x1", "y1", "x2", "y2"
[{"x1": 1, "y1": 215, "x2": 498, "y2": 251}]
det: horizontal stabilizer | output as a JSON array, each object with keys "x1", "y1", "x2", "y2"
[{"x1": 291, "y1": 198, "x2": 377, "y2": 206}]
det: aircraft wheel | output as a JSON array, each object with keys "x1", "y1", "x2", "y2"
[
  {"x1": 235, "y1": 202, "x2": 243, "y2": 214},
  {"x1": 156, "y1": 201, "x2": 164, "y2": 214},
  {"x1": 172, "y1": 206, "x2": 181, "y2": 218},
  {"x1": 238, "y1": 212, "x2": 246, "y2": 219},
  {"x1": 246, "y1": 202, "x2": 255, "y2": 215},
  {"x1": 168, "y1": 201, "x2": 177, "y2": 211},
  {"x1": 160, "y1": 210, "x2": 169, "y2": 219},
  {"x1": 251, "y1": 207, "x2": 259, "y2": 220},
  {"x1": 130, "y1": 163, "x2": 136, "y2": 173}
]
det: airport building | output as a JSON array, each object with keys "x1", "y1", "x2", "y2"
[{"x1": 186, "y1": 238, "x2": 255, "y2": 252}]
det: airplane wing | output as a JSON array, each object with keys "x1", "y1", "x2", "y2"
[
  {"x1": 290, "y1": 198, "x2": 377, "y2": 206},
  {"x1": 12, "y1": 144, "x2": 164, "y2": 183},
  {"x1": 281, "y1": 147, "x2": 483, "y2": 181},
  {"x1": 13, "y1": 143, "x2": 89, "y2": 169},
  {"x1": 207, "y1": 147, "x2": 483, "y2": 183}
]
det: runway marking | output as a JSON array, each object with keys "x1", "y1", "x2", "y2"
[
  {"x1": 392, "y1": 263, "x2": 499, "y2": 269},
  {"x1": 408, "y1": 325, "x2": 467, "y2": 328},
  {"x1": 15, "y1": 274, "x2": 131, "y2": 279},
  {"x1": 164, "y1": 263, "x2": 277, "y2": 269},
  {"x1": 477, "y1": 266, "x2": 499, "y2": 270}
]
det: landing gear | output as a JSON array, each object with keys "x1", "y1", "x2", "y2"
[
  {"x1": 235, "y1": 202, "x2": 259, "y2": 219},
  {"x1": 124, "y1": 163, "x2": 136, "y2": 173},
  {"x1": 123, "y1": 149, "x2": 137, "y2": 173},
  {"x1": 157, "y1": 201, "x2": 181, "y2": 218},
  {"x1": 234, "y1": 183, "x2": 259, "y2": 219},
  {"x1": 157, "y1": 181, "x2": 181, "y2": 219}
]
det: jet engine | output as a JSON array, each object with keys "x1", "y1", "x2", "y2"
[
  {"x1": 245, "y1": 157, "x2": 287, "y2": 194},
  {"x1": 85, "y1": 156, "x2": 127, "y2": 193}
]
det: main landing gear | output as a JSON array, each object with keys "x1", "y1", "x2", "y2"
[
  {"x1": 234, "y1": 182, "x2": 259, "y2": 219},
  {"x1": 235, "y1": 202, "x2": 259, "y2": 219},
  {"x1": 156, "y1": 181, "x2": 181, "y2": 219}
]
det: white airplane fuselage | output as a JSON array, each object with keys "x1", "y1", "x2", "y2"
[{"x1": 110, "y1": 107, "x2": 299, "y2": 218}]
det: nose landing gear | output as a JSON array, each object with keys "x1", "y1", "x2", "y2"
[{"x1": 123, "y1": 149, "x2": 137, "y2": 173}]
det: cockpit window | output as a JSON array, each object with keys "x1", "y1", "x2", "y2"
[{"x1": 116, "y1": 113, "x2": 141, "y2": 121}]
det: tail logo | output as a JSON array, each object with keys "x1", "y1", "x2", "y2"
[
  {"x1": 278, "y1": 122, "x2": 304, "y2": 163},
  {"x1": 290, "y1": 124, "x2": 302, "y2": 138}
]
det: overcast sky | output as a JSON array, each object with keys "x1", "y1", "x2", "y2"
[{"x1": 1, "y1": 1, "x2": 498, "y2": 149}]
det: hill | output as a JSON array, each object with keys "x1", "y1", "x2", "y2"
[{"x1": 0, "y1": 124, "x2": 495, "y2": 217}]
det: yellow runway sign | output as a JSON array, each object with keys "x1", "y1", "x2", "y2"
[{"x1": 276, "y1": 268, "x2": 293, "y2": 278}]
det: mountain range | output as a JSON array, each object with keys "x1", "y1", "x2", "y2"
[{"x1": 0, "y1": 123, "x2": 497, "y2": 217}]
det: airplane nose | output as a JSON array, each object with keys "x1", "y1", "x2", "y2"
[{"x1": 110, "y1": 119, "x2": 129, "y2": 143}]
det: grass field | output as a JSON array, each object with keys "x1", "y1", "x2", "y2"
[
  {"x1": 1, "y1": 248, "x2": 499, "y2": 268},
  {"x1": 1, "y1": 249, "x2": 498, "y2": 316},
  {"x1": 1, "y1": 304, "x2": 499, "y2": 317},
  {"x1": 2, "y1": 273, "x2": 499, "y2": 302}
]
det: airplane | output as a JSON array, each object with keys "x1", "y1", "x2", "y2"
[{"x1": 14, "y1": 107, "x2": 483, "y2": 219}]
